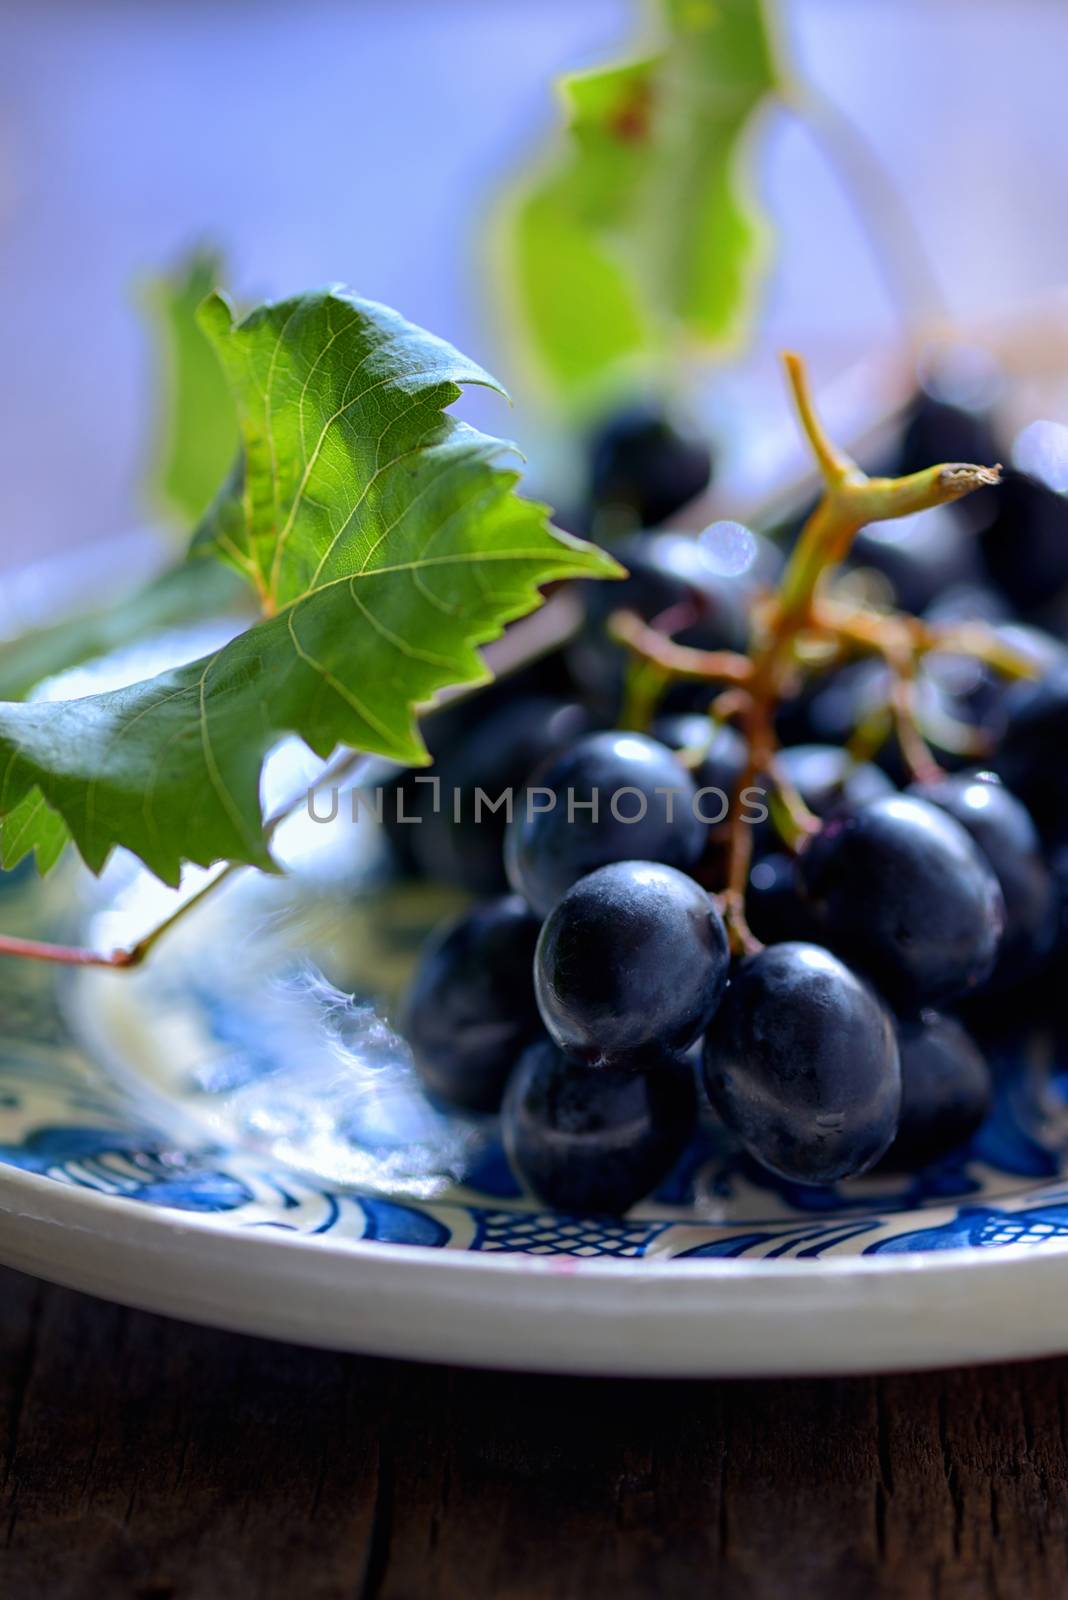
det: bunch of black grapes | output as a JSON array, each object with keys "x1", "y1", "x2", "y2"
[{"x1": 390, "y1": 387, "x2": 1068, "y2": 1214}]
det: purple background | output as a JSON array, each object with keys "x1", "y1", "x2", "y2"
[{"x1": 2, "y1": 0, "x2": 1066, "y2": 576}]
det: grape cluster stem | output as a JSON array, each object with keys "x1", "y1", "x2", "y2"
[
  {"x1": 613, "y1": 352, "x2": 1027, "y2": 956},
  {"x1": 0, "y1": 358, "x2": 1035, "y2": 971}
]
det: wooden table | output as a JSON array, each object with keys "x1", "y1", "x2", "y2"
[{"x1": 2, "y1": 1265, "x2": 1065, "y2": 1598}]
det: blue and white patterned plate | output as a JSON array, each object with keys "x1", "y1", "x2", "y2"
[{"x1": 4, "y1": 797, "x2": 1068, "y2": 1376}]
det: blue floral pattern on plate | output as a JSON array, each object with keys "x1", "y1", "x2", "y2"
[{"x1": 4, "y1": 857, "x2": 1068, "y2": 1261}]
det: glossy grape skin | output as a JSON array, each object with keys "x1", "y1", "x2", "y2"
[
  {"x1": 586, "y1": 404, "x2": 712, "y2": 528},
  {"x1": 979, "y1": 469, "x2": 1068, "y2": 615},
  {"x1": 775, "y1": 658, "x2": 888, "y2": 751},
  {"x1": 917, "y1": 618, "x2": 1065, "y2": 755},
  {"x1": 502, "y1": 1039, "x2": 697, "y2": 1214},
  {"x1": 651, "y1": 713, "x2": 747, "y2": 802},
  {"x1": 776, "y1": 744, "x2": 894, "y2": 821},
  {"x1": 404, "y1": 897, "x2": 542, "y2": 1112},
  {"x1": 909, "y1": 772, "x2": 1056, "y2": 987},
  {"x1": 406, "y1": 696, "x2": 593, "y2": 896},
  {"x1": 570, "y1": 531, "x2": 749, "y2": 716},
  {"x1": 850, "y1": 506, "x2": 983, "y2": 615},
  {"x1": 897, "y1": 391, "x2": 1001, "y2": 484},
  {"x1": 994, "y1": 622, "x2": 1068, "y2": 677},
  {"x1": 381, "y1": 648, "x2": 585, "y2": 879},
  {"x1": 534, "y1": 862, "x2": 729, "y2": 1067},
  {"x1": 796, "y1": 795, "x2": 1006, "y2": 1007},
  {"x1": 752, "y1": 744, "x2": 894, "y2": 858},
  {"x1": 880, "y1": 1012, "x2": 992, "y2": 1171},
  {"x1": 606, "y1": 533, "x2": 750, "y2": 645},
  {"x1": 994, "y1": 662, "x2": 1068, "y2": 843},
  {"x1": 505, "y1": 731, "x2": 705, "y2": 917},
  {"x1": 924, "y1": 582, "x2": 1011, "y2": 627},
  {"x1": 702, "y1": 942, "x2": 901, "y2": 1185},
  {"x1": 746, "y1": 852, "x2": 817, "y2": 946}
]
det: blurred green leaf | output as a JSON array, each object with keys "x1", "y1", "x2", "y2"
[
  {"x1": 0, "y1": 253, "x2": 245, "y2": 715},
  {"x1": 501, "y1": 0, "x2": 779, "y2": 405},
  {"x1": 143, "y1": 249, "x2": 240, "y2": 528}
]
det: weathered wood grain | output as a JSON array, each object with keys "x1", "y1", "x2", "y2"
[{"x1": 1, "y1": 1265, "x2": 1066, "y2": 1599}]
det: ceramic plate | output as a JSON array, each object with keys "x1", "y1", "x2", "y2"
[{"x1": 3, "y1": 784, "x2": 1068, "y2": 1377}]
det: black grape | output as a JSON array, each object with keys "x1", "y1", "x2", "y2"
[
  {"x1": 570, "y1": 531, "x2": 750, "y2": 716},
  {"x1": 405, "y1": 696, "x2": 593, "y2": 895},
  {"x1": 380, "y1": 641, "x2": 586, "y2": 880},
  {"x1": 917, "y1": 618, "x2": 1065, "y2": 750},
  {"x1": 994, "y1": 661, "x2": 1068, "y2": 843},
  {"x1": 923, "y1": 582, "x2": 1011, "y2": 627},
  {"x1": 879, "y1": 1011, "x2": 991, "y2": 1171},
  {"x1": 404, "y1": 896, "x2": 542, "y2": 1112},
  {"x1": 586, "y1": 403, "x2": 712, "y2": 528},
  {"x1": 702, "y1": 942, "x2": 901, "y2": 1185},
  {"x1": 775, "y1": 743, "x2": 894, "y2": 820},
  {"x1": 505, "y1": 731, "x2": 706, "y2": 917},
  {"x1": 534, "y1": 861, "x2": 729, "y2": 1066},
  {"x1": 993, "y1": 622, "x2": 1068, "y2": 676},
  {"x1": 796, "y1": 795, "x2": 1005, "y2": 1006},
  {"x1": 502, "y1": 1039, "x2": 697, "y2": 1214},
  {"x1": 774, "y1": 658, "x2": 888, "y2": 750},
  {"x1": 908, "y1": 771, "x2": 1056, "y2": 987},
  {"x1": 978, "y1": 469, "x2": 1068, "y2": 616},
  {"x1": 746, "y1": 852, "x2": 817, "y2": 946},
  {"x1": 752, "y1": 743, "x2": 893, "y2": 858},
  {"x1": 651, "y1": 712, "x2": 747, "y2": 802},
  {"x1": 849, "y1": 506, "x2": 983, "y2": 614},
  {"x1": 896, "y1": 390, "x2": 1001, "y2": 484}
]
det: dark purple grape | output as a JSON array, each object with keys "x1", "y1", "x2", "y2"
[
  {"x1": 918, "y1": 618, "x2": 1065, "y2": 751},
  {"x1": 849, "y1": 506, "x2": 983, "y2": 614},
  {"x1": 774, "y1": 658, "x2": 888, "y2": 750},
  {"x1": 979, "y1": 469, "x2": 1068, "y2": 615},
  {"x1": 651, "y1": 713, "x2": 747, "y2": 803},
  {"x1": 505, "y1": 731, "x2": 705, "y2": 917},
  {"x1": 746, "y1": 852, "x2": 817, "y2": 946},
  {"x1": 381, "y1": 641, "x2": 587, "y2": 880},
  {"x1": 994, "y1": 661, "x2": 1068, "y2": 843},
  {"x1": 775, "y1": 744, "x2": 894, "y2": 821},
  {"x1": 702, "y1": 942, "x2": 900, "y2": 1185},
  {"x1": 796, "y1": 795, "x2": 1005, "y2": 1006},
  {"x1": 908, "y1": 771, "x2": 1056, "y2": 987},
  {"x1": 924, "y1": 582, "x2": 1012, "y2": 627},
  {"x1": 993, "y1": 623, "x2": 1068, "y2": 677},
  {"x1": 569, "y1": 531, "x2": 750, "y2": 717},
  {"x1": 896, "y1": 390, "x2": 1001, "y2": 484},
  {"x1": 404, "y1": 697, "x2": 592, "y2": 895},
  {"x1": 404, "y1": 896, "x2": 542, "y2": 1112},
  {"x1": 751, "y1": 744, "x2": 894, "y2": 859},
  {"x1": 534, "y1": 861, "x2": 729, "y2": 1067},
  {"x1": 586, "y1": 404, "x2": 712, "y2": 528},
  {"x1": 880, "y1": 1011, "x2": 991, "y2": 1171},
  {"x1": 502, "y1": 1039, "x2": 697, "y2": 1214}
]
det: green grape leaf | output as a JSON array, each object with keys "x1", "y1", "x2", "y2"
[
  {"x1": 500, "y1": 0, "x2": 779, "y2": 404},
  {"x1": 143, "y1": 249, "x2": 241, "y2": 528},
  {"x1": 0, "y1": 556, "x2": 250, "y2": 706},
  {"x1": 0, "y1": 289, "x2": 622, "y2": 886},
  {"x1": 0, "y1": 541, "x2": 251, "y2": 877},
  {"x1": 0, "y1": 789, "x2": 69, "y2": 875}
]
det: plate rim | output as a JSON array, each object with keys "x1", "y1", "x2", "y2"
[
  {"x1": 4, "y1": 1158, "x2": 1068, "y2": 1376},
  {"x1": 5, "y1": 1152, "x2": 1068, "y2": 1281}
]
